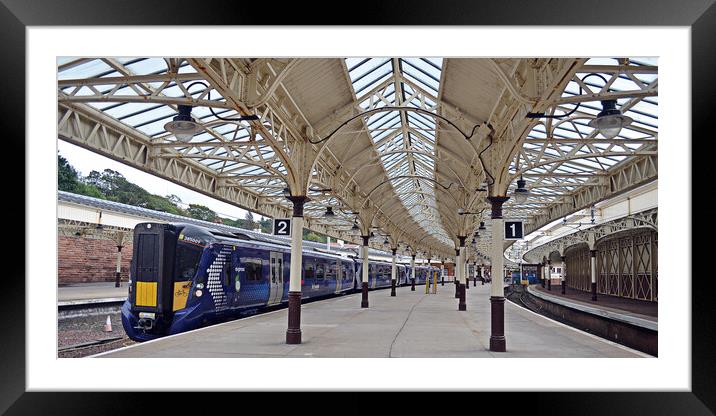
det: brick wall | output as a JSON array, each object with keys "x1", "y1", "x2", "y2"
[{"x1": 58, "y1": 236, "x2": 133, "y2": 284}]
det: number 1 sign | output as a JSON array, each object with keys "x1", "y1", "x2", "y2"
[{"x1": 504, "y1": 221, "x2": 523, "y2": 240}]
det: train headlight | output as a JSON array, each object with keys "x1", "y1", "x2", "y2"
[
  {"x1": 196, "y1": 283, "x2": 204, "y2": 289},
  {"x1": 195, "y1": 289, "x2": 203, "y2": 297}
]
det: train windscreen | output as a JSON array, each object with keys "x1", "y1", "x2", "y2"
[{"x1": 175, "y1": 242, "x2": 203, "y2": 281}]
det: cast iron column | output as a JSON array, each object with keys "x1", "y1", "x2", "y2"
[
  {"x1": 114, "y1": 245, "x2": 123, "y2": 288},
  {"x1": 428, "y1": 258, "x2": 435, "y2": 294},
  {"x1": 488, "y1": 196, "x2": 510, "y2": 352},
  {"x1": 541, "y1": 261, "x2": 546, "y2": 288},
  {"x1": 472, "y1": 262, "x2": 476, "y2": 287},
  {"x1": 464, "y1": 245, "x2": 469, "y2": 291},
  {"x1": 286, "y1": 196, "x2": 308, "y2": 344},
  {"x1": 458, "y1": 236, "x2": 467, "y2": 311},
  {"x1": 390, "y1": 248, "x2": 397, "y2": 297},
  {"x1": 547, "y1": 259, "x2": 552, "y2": 291},
  {"x1": 361, "y1": 235, "x2": 370, "y2": 308},
  {"x1": 411, "y1": 255, "x2": 416, "y2": 291},
  {"x1": 590, "y1": 249, "x2": 598, "y2": 301},
  {"x1": 454, "y1": 249, "x2": 460, "y2": 298},
  {"x1": 561, "y1": 255, "x2": 567, "y2": 295},
  {"x1": 481, "y1": 264, "x2": 485, "y2": 285},
  {"x1": 441, "y1": 261, "x2": 445, "y2": 286}
]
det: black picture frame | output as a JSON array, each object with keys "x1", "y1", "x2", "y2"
[{"x1": 4, "y1": 0, "x2": 713, "y2": 414}]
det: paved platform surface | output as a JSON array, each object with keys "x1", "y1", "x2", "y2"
[
  {"x1": 58, "y1": 282, "x2": 128, "y2": 304},
  {"x1": 99, "y1": 282, "x2": 648, "y2": 358},
  {"x1": 532, "y1": 285, "x2": 657, "y2": 318}
]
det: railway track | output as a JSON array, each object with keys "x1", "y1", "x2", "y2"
[{"x1": 58, "y1": 299, "x2": 133, "y2": 358}]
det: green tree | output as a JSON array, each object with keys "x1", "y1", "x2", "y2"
[
  {"x1": 303, "y1": 229, "x2": 327, "y2": 243},
  {"x1": 187, "y1": 204, "x2": 217, "y2": 222},
  {"x1": 58, "y1": 155, "x2": 105, "y2": 198},
  {"x1": 259, "y1": 218, "x2": 272, "y2": 233},
  {"x1": 58, "y1": 154, "x2": 80, "y2": 192},
  {"x1": 85, "y1": 169, "x2": 151, "y2": 206},
  {"x1": 145, "y1": 194, "x2": 185, "y2": 215}
]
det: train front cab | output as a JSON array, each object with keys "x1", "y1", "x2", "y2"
[{"x1": 122, "y1": 222, "x2": 207, "y2": 341}]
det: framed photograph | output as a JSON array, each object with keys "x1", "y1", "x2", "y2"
[{"x1": 7, "y1": 0, "x2": 713, "y2": 414}]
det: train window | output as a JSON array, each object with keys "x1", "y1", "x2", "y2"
[
  {"x1": 326, "y1": 262, "x2": 337, "y2": 280},
  {"x1": 175, "y1": 242, "x2": 203, "y2": 281},
  {"x1": 343, "y1": 264, "x2": 352, "y2": 281},
  {"x1": 304, "y1": 263, "x2": 315, "y2": 279},
  {"x1": 315, "y1": 263, "x2": 325, "y2": 280},
  {"x1": 241, "y1": 258, "x2": 263, "y2": 281}
]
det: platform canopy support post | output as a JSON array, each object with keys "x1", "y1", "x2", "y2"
[
  {"x1": 561, "y1": 255, "x2": 567, "y2": 295},
  {"x1": 585, "y1": 234, "x2": 598, "y2": 301},
  {"x1": 427, "y1": 257, "x2": 434, "y2": 294},
  {"x1": 361, "y1": 235, "x2": 370, "y2": 308},
  {"x1": 488, "y1": 196, "x2": 509, "y2": 352},
  {"x1": 454, "y1": 249, "x2": 461, "y2": 298},
  {"x1": 113, "y1": 232, "x2": 126, "y2": 288},
  {"x1": 115, "y1": 245, "x2": 123, "y2": 288},
  {"x1": 411, "y1": 254, "x2": 416, "y2": 291},
  {"x1": 458, "y1": 236, "x2": 467, "y2": 311},
  {"x1": 481, "y1": 264, "x2": 485, "y2": 285},
  {"x1": 286, "y1": 195, "x2": 308, "y2": 345},
  {"x1": 590, "y1": 249, "x2": 598, "y2": 301},
  {"x1": 547, "y1": 259, "x2": 552, "y2": 291},
  {"x1": 463, "y1": 246, "x2": 469, "y2": 291},
  {"x1": 441, "y1": 260, "x2": 445, "y2": 286},
  {"x1": 391, "y1": 248, "x2": 397, "y2": 297}
]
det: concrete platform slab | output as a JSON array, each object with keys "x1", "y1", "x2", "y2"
[
  {"x1": 58, "y1": 282, "x2": 128, "y2": 303},
  {"x1": 97, "y1": 282, "x2": 650, "y2": 358}
]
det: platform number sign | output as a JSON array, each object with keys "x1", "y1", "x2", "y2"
[
  {"x1": 504, "y1": 221, "x2": 524, "y2": 240},
  {"x1": 273, "y1": 218, "x2": 291, "y2": 236}
]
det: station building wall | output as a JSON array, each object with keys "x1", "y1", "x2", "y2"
[
  {"x1": 58, "y1": 235, "x2": 132, "y2": 284},
  {"x1": 565, "y1": 228, "x2": 657, "y2": 302}
]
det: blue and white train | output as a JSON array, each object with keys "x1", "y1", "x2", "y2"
[{"x1": 122, "y1": 222, "x2": 439, "y2": 341}]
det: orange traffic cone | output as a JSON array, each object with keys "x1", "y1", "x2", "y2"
[{"x1": 104, "y1": 315, "x2": 113, "y2": 332}]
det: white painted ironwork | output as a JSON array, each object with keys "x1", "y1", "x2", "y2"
[{"x1": 57, "y1": 57, "x2": 658, "y2": 259}]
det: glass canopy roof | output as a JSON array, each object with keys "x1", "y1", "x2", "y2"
[
  {"x1": 59, "y1": 58, "x2": 288, "y2": 199},
  {"x1": 504, "y1": 57, "x2": 658, "y2": 220},
  {"x1": 345, "y1": 58, "x2": 453, "y2": 247},
  {"x1": 57, "y1": 57, "x2": 657, "y2": 258}
]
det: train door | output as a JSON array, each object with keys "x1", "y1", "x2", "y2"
[
  {"x1": 268, "y1": 251, "x2": 284, "y2": 305},
  {"x1": 335, "y1": 259, "x2": 342, "y2": 294}
]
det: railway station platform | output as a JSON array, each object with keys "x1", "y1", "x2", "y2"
[
  {"x1": 531, "y1": 285, "x2": 657, "y2": 318},
  {"x1": 58, "y1": 282, "x2": 127, "y2": 306},
  {"x1": 98, "y1": 282, "x2": 649, "y2": 358}
]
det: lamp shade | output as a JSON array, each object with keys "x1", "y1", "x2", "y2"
[
  {"x1": 164, "y1": 105, "x2": 203, "y2": 142},
  {"x1": 513, "y1": 177, "x2": 530, "y2": 204},
  {"x1": 588, "y1": 100, "x2": 632, "y2": 139}
]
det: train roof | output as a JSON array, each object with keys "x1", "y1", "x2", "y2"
[{"x1": 60, "y1": 190, "x2": 408, "y2": 260}]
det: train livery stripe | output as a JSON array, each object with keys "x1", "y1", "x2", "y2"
[{"x1": 136, "y1": 281, "x2": 157, "y2": 307}]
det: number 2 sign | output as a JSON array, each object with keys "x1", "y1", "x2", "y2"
[
  {"x1": 504, "y1": 221, "x2": 523, "y2": 240},
  {"x1": 273, "y1": 218, "x2": 291, "y2": 236}
]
